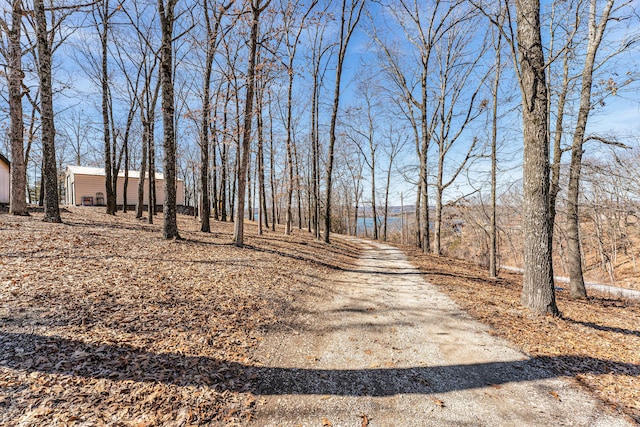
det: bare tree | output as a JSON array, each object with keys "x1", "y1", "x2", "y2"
[
  {"x1": 565, "y1": 0, "x2": 617, "y2": 299},
  {"x1": 34, "y1": 0, "x2": 61, "y2": 223},
  {"x1": 280, "y1": 0, "x2": 317, "y2": 235},
  {"x1": 305, "y1": 2, "x2": 333, "y2": 239},
  {"x1": 344, "y1": 80, "x2": 382, "y2": 240},
  {"x1": 431, "y1": 18, "x2": 489, "y2": 255},
  {"x1": 489, "y1": 16, "x2": 504, "y2": 278},
  {"x1": 342, "y1": 138, "x2": 365, "y2": 236},
  {"x1": 158, "y1": 0, "x2": 180, "y2": 239},
  {"x1": 0, "y1": 0, "x2": 29, "y2": 215},
  {"x1": 514, "y1": 0, "x2": 559, "y2": 315},
  {"x1": 199, "y1": 0, "x2": 233, "y2": 232},
  {"x1": 233, "y1": 0, "x2": 270, "y2": 247},
  {"x1": 382, "y1": 125, "x2": 406, "y2": 242},
  {"x1": 371, "y1": 0, "x2": 469, "y2": 252},
  {"x1": 92, "y1": 0, "x2": 120, "y2": 215},
  {"x1": 324, "y1": 0, "x2": 365, "y2": 243}
]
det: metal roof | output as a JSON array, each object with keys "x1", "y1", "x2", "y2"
[{"x1": 65, "y1": 165, "x2": 170, "y2": 180}]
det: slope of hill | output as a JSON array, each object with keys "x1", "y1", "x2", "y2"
[
  {"x1": 0, "y1": 208, "x2": 357, "y2": 425},
  {"x1": 1, "y1": 208, "x2": 637, "y2": 424}
]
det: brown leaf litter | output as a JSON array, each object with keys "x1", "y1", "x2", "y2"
[
  {"x1": 0, "y1": 207, "x2": 357, "y2": 426},
  {"x1": 405, "y1": 248, "x2": 640, "y2": 424}
]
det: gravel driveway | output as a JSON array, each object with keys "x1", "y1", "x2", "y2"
[{"x1": 250, "y1": 237, "x2": 631, "y2": 426}]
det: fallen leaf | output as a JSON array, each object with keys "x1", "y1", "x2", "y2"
[
  {"x1": 549, "y1": 391, "x2": 561, "y2": 401},
  {"x1": 430, "y1": 397, "x2": 446, "y2": 408},
  {"x1": 360, "y1": 413, "x2": 370, "y2": 426},
  {"x1": 322, "y1": 417, "x2": 333, "y2": 426}
]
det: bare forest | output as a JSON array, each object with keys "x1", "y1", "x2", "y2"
[
  {"x1": 2, "y1": 0, "x2": 640, "y2": 299},
  {"x1": 1, "y1": 0, "x2": 640, "y2": 422}
]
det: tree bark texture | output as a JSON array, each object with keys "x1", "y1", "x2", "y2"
[
  {"x1": 98, "y1": 0, "x2": 117, "y2": 215},
  {"x1": 7, "y1": 0, "x2": 28, "y2": 216},
  {"x1": 514, "y1": 0, "x2": 558, "y2": 315},
  {"x1": 566, "y1": 0, "x2": 614, "y2": 299},
  {"x1": 158, "y1": 0, "x2": 180, "y2": 239},
  {"x1": 233, "y1": 0, "x2": 264, "y2": 247},
  {"x1": 490, "y1": 29, "x2": 502, "y2": 278},
  {"x1": 136, "y1": 114, "x2": 148, "y2": 218},
  {"x1": 200, "y1": 21, "x2": 214, "y2": 232},
  {"x1": 34, "y1": 0, "x2": 61, "y2": 223}
]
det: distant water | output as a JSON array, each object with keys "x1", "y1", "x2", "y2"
[
  {"x1": 357, "y1": 216, "x2": 435, "y2": 231},
  {"x1": 357, "y1": 217, "x2": 401, "y2": 229}
]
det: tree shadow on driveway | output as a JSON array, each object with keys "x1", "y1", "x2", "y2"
[{"x1": 1, "y1": 332, "x2": 638, "y2": 397}]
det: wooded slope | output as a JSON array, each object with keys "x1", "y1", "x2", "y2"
[{"x1": 0, "y1": 208, "x2": 356, "y2": 425}]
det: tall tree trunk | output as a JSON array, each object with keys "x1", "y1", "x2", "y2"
[
  {"x1": 147, "y1": 80, "x2": 160, "y2": 223},
  {"x1": 415, "y1": 181, "x2": 421, "y2": 248},
  {"x1": 311, "y1": 66, "x2": 320, "y2": 239},
  {"x1": 284, "y1": 65, "x2": 295, "y2": 235},
  {"x1": 370, "y1": 144, "x2": 378, "y2": 240},
  {"x1": 24, "y1": 107, "x2": 37, "y2": 206},
  {"x1": 434, "y1": 185, "x2": 443, "y2": 255},
  {"x1": 269, "y1": 94, "x2": 276, "y2": 231},
  {"x1": 248, "y1": 154, "x2": 253, "y2": 221},
  {"x1": 294, "y1": 140, "x2": 303, "y2": 229},
  {"x1": 233, "y1": 0, "x2": 267, "y2": 246},
  {"x1": 123, "y1": 137, "x2": 129, "y2": 212},
  {"x1": 220, "y1": 91, "x2": 229, "y2": 221},
  {"x1": 211, "y1": 123, "x2": 219, "y2": 220},
  {"x1": 419, "y1": 70, "x2": 430, "y2": 253},
  {"x1": 257, "y1": 82, "x2": 268, "y2": 233},
  {"x1": 230, "y1": 154, "x2": 236, "y2": 222},
  {"x1": 354, "y1": 193, "x2": 359, "y2": 236},
  {"x1": 148, "y1": 118, "x2": 156, "y2": 223},
  {"x1": 548, "y1": 48, "x2": 571, "y2": 283},
  {"x1": 200, "y1": 0, "x2": 230, "y2": 230},
  {"x1": 515, "y1": 0, "x2": 558, "y2": 315},
  {"x1": 566, "y1": 0, "x2": 614, "y2": 299},
  {"x1": 383, "y1": 155, "x2": 392, "y2": 242},
  {"x1": 7, "y1": 0, "x2": 28, "y2": 216},
  {"x1": 158, "y1": 0, "x2": 180, "y2": 239},
  {"x1": 39, "y1": 161, "x2": 45, "y2": 207},
  {"x1": 489, "y1": 27, "x2": 502, "y2": 278},
  {"x1": 99, "y1": 0, "x2": 117, "y2": 215},
  {"x1": 324, "y1": 0, "x2": 364, "y2": 243},
  {"x1": 34, "y1": 0, "x2": 61, "y2": 223},
  {"x1": 200, "y1": 36, "x2": 213, "y2": 232},
  {"x1": 119, "y1": 103, "x2": 136, "y2": 214},
  {"x1": 136, "y1": 114, "x2": 148, "y2": 218},
  {"x1": 420, "y1": 154, "x2": 430, "y2": 251},
  {"x1": 221, "y1": 140, "x2": 228, "y2": 221}
]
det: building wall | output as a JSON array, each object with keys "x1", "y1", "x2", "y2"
[
  {"x1": 69, "y1": 173, "x2": 185, "y2": 206},
  {"x1": 0, "y1": 160, "x2": 9, "y2": 204}
]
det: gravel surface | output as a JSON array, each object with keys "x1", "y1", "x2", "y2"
[{"x1": 250, "y1": 237, "x2": 631, "y2": 426}]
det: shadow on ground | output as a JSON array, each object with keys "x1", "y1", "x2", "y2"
[{"x1": 1, "y1": 332, "x2": 638, "y2": 397}]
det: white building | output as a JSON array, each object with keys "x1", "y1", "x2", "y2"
[
  {"x1": 0, "y1": 154, "x2": 9, "y2": 204},
  {"x1": 64, "y1": 166, "x2": 185, "y2": 207}
]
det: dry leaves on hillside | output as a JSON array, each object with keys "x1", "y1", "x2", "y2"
[
  {"x1": 405, "y1": 249, "x2": 640, "y2": 424},
  {"x1": 0, "y1": 208, "x2": 358, "y2": 426}
]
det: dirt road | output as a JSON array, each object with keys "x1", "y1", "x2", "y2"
[{"x1": 250, "y1": 237, "x2": 630, "y2": 426}]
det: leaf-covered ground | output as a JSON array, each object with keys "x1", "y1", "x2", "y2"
[
  {"x1": 405, "y1": 248, "x2": 640, "y2": 424},
  {"x1": 2, "y1": 208, "x2": 638, "y2": 425},
  {"x1": 0, "y1": 208, "x2": 358, "y2": 426}
]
